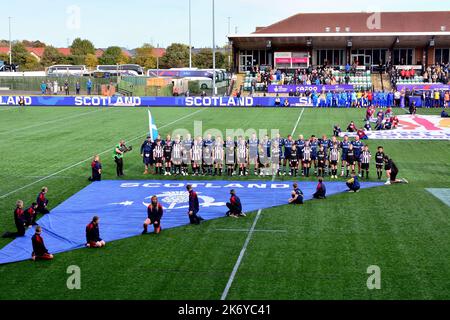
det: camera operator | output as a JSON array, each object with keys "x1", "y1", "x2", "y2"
[{"x1": 113, "y1": 140, "x2": 132, "y2": 177}]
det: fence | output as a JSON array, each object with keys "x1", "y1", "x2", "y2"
[{"x1": 0, "y1": 76, "x2": 117, "y2": 94}]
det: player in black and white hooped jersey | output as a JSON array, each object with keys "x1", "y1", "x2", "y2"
[
  {"x1": 329, "y1": 143, "x2": 340, "y2": 179},
  {"x1": 302, "y1": 141, "x2": 312, "y2": 177},
  {"x1": 153, "y1": 139, "x2": 164, "y2": 175},
  {"x1": 181, "y1": 134, "x2": 193, "y2": 176},
  {"x1": 191, "y1": 137, "x2": 203, "y2": 176},
  {"x1": 360, "y1": 145, "x2": 372, "y2": 179},
  {"x1": 171, "y1": 135, "x2": 183, "y2": 176},
  {"x1": 237, "y1": 136, "x2": 248, "y2": 176},
  {"x1": 203, "y1": 138, "x2": 214, "y2": 176},
  {"x1": 225, "y1": 136, "x2": 236, "y2": 176},
  {"x1": 213, "y1": 136, "x2": 224, "y2": 176}
]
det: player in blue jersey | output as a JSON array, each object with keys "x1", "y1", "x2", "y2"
[
  {"x1": 296, "y1": 135, "x2": 306, "y2": 176},
  {"x1": 352, "y1": 136, "x2": 364, "y2": 177},
  {"x1": 340, "y1": 135, "x2": 350, "y2": 177},
  {"x1": 283, "y1": 135, "x2": 295, "y2": 175},
  {"x1": 248, "y1": 133, "x2": 259, "y2": 175},
  {"x1": 310, "y1": 136, "x2": 319, "y2": 175}
]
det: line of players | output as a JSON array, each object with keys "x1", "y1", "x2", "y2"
[{"x1": 140, "y1": 133, "x2": 386, "y2": 180}]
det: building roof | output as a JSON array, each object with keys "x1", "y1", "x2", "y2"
[
  {"x1": 152, "y1": 48, "x2": 166, "y2": 58},
  {"x1": 253, "y1": 11, "x2": 450, "y2": 34}
]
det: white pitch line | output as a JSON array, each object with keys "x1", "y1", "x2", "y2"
[
  {"x1": 220, "y1": 209, "x2": 263, "y2": 301},
  {"x1": 221, "y1": 110, "x2": 301, "y2": 300},
  {"x1": 215, "y1": 228, "x2": 287, "y2": 233},
  {"x1": 291, "y1": 108, "x2": 305, "y2": 136},
  {"x1": 0, "y1": 108, "x2": 206, "y2": 200},
  {"x1": 0, "y1": 108, "x2": 106, "y2": 135}
]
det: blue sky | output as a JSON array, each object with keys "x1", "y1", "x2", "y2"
[{"x1": 1, "y1": 0, "x2": 449, "y2": 49}]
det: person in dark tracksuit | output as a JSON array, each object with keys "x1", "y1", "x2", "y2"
[
  {"x1": 288, "y1": 183, "x2": 304, "y2": 205},
  {"x1": 140, "y1": 136, "x2": 154, "y2": 175},
  {"x1": 313, "y1": 178, "x2": 327, "y2": 199},
  {"x1": 36, "y1": 187, "x2": 50, "y2": 214},
  {"x1": 31, "y1": 226, "x2": 53, "y2": 261},
  {"x1": 226, "y1": 189, "x2": 246, "y2": 218},
  {"x1": 2, "y1": 200, "x2": 26, "y2": 239},
  {"x1": 187, "y1": 185, "x2": 204, "y2": 225},
  {"x1": 142, "y1": 196, "x2": 163, "y2": 234},
  {"x1": 24, "y1": 203, "x2": 38, "y2": 228},
  {"x1": 85, "y1": 216, "x2": 106, "y2": 248},
  {"x1": 346, "y1": 174, "x2": 361, "y2": 192},
  {"x1": 88, "y1": 155, "x2": 102, "y2": 182}
]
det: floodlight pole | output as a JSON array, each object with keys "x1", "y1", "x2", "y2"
[
  {"x1": 8, "y1": 17, "x2": 12, "y2": 65},
  {"x1": 189, "y1": 0, "x2": 192, "y2": 69},
  {"x1": 212, "y1": 0, "x2": 216, "y2": 96}
]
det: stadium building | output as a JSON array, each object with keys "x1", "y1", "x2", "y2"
[{"x1": 228, "y1": 11, "x2": 450, "y2": 73}]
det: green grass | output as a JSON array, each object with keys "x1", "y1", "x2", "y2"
[{"x1": 0, "y1": 106, "x2": 449, "y2": 300}]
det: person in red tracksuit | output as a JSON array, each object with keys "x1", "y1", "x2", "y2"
[
  {"x1": 85, "y1": 216, "x2": 106, "y2": 248},
  {"x1": 142, "y1": 196, "x2": 164, "y2": 234},
  {"x1": 2, "y1": 200, "x2": 26, "y2": 239},
  {"x1": 36, "y1": 187, "x2": 50, "y2": 214},
  {"x1": 186, "y1": 185, "x2": 204, "y2": 225},
  {"x1": 24, "y1": 203, "x2": 38, "y2": 228},
  {"x1": 31, "y1": 226, "x2": 54, "y2": 261},
  {"x1": 226, "y1": 189, "x2": 246, "y2": 218}
]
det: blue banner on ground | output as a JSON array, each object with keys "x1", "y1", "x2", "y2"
[{"x1": 0, "y1": 180, "x2": 383, "y2": 265}]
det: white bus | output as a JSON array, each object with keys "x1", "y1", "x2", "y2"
[
  {"x1": 96, "y1": 64, "x2": 144, "y2": 76},
  {"x1": 47, "y1": 65, "x2": 88, "y2": 76}
]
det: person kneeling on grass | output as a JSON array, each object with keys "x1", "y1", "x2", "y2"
[
  {"x1": 346, "y1": 174, "x2": 361, "y2": 193},
  {"x1": 31, "y1": 226, "x2": 54, "y2": 261},
  {"x1": 2, "y1": 200, "x2": 27, "y2": 239},
  {"x1": 313, "y1": 178, "x2": 327, "y2": 199},
  {"x1": 226, "y1": 189, "x2": 246, "y2": 218},
  {"x1": 86, "y1": 216, "x2": 106, "y2": 248},
  {"x1": 384, "y1": 155, "x2": 409, "y2": 185},
  {"x1": 142, "y1": 196, "x2": 163, "y2": 234},
  {"x1": 288, "y1": 183, "x2": 304, "y2": 205}
]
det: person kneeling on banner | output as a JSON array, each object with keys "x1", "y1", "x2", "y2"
[
  {"x1": 31, "y1": 226, "x2": 54, "y2": 261},
  {"x1": 288, "y1": 183, "x2": 304, "y2": 205},
  {"x1": 36, "y1": 187, "x2": 50, "y2": 214},
  {"x1": 346, "y1": 174, "x2": 361, "y2": 193},
  {"x1": 313, "y1": 178, "x2": 327, "y2": 199},
  {"x1": 86, "y1": 216, "x2": 106, "y2": 248},
  {"x1": 187, "y1": 185, "x2": 204, "y2": 225},
  {"x1": 143, "y1": 196, "x2": 163, "y2": 235},
  {"x1": 226, "y1": 189, "x2": 246, "y2": 218}
]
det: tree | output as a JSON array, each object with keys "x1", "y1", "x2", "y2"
[
  {"x1": 99, "y1": 46, "x2": 129, "y2": 65},
  {"x1": 193, "y1": 48, "x2": 213, "y2": 69},
  {"x1": 0, "y1": 53, "x2": 9, "y2": 63},
  {"x1": 160, "y1": 43, "x2": 189, "y2": 68},
  {"x1": 70, "y1": 38, "x2": 95, "y2": 64},
  {"x1": 22, "y1": 54, "x2": 41, "y2": 71},
  {"x1": 22, "y1": 40, "x2": 46, "y2": 48},
  {"x1": 11, "y1": 42, "x2": 30, "y2": 67},
  {"x1": 193, "y1": 48, "x2": 227, "y2": 69},
  {"x1": 85, "y1": 53, "x2": 98, "y2": 68},
  {"x1": 133, "y1": 44, "x2": 157, "y2": 69},
  {"x1": 41, "y1": 46, "x2": 65, "y2": 67}
]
